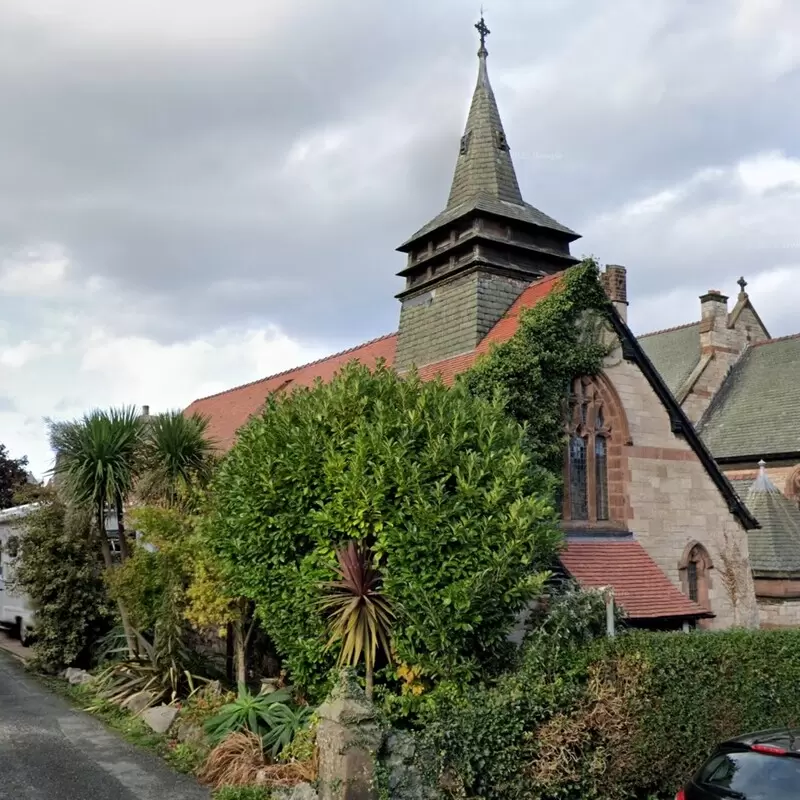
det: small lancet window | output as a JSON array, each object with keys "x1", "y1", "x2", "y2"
[{"x1": 460, "y1": 131, "x2": 472, "y2": 155}]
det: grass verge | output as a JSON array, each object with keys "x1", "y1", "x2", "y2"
[{"x1": 36, "y1": 674, "x2": 209, "y2": 775}]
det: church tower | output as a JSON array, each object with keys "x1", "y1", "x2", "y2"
[{"x1": 395, "y1": 17, "x2": 580, "y2": 370}]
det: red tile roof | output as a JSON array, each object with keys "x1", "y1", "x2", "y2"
[
  {"x1": 185, "y1": 333, "x2": 397, "y2": 450},
  {"x1": 560, "y1": 539, "x2": 708, "y2": 619},
  {"x1": 187, "y1": 272, "x2": 563, "y2": 444}
]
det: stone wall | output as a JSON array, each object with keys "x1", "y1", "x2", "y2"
[
  {"x1": 604, "y1": 343, "x2": 760, "y2": 630},
  {"x1": 758, "y1": 597, "x2": 800, "y2": 628}
]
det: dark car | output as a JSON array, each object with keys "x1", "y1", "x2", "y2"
[{"x1": 678, "y1": 728, "x2": 800, "y2": 799}]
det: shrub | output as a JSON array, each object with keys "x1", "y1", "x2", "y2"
[
  {"x1": 94, "y1": 584, "x2": 210, "y2": 705},
  {"x1": 206, "y1": 361, "x2": 562, "y2": 698},
  {"x1": 205, "y1": 684, "x2": 312, "y2": 758},
  {"x1": 417, "y1": 624, "x2": 800, "y2": 800},
  {"x1": 13, "y1": 499, "x2": 114, "y2": 671},
  {"x1": 104, "y1": 543, "x2": 167, "y2": 632}
]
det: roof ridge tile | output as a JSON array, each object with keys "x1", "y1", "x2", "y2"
[
  {"x1": 190, "y1": 331, "x2": 398, "y2": 404},
  {"x1": 638, "y1": 320, "x2": 699, "y2": 338},
  {"x1": 751, "y1": 332, "x2": 800, "y2": 348}
]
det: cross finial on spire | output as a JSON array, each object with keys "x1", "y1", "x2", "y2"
[
  {"x1": 475, "y1": 12, "x2": 490, "y2": 57},
  {"x1": 737, "y1": 276, "x2": 748, "y2": 294}
]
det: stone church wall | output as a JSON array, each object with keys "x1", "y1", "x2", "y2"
[
  {"x1": 604, "y1": 345, "x2": 760, "y2": 630},
  {"x1": 758, "y1": 597, "x2": 800, "y2": 628}
]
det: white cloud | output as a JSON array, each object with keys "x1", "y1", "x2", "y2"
[
  {"x1": 586, "y1": 149, "x2": 800, "y2": 336},
  {"x1": 6, "y1": 1, "x2": 296, "y2": 50},
  {"x1": 0, "y1": 244, "x2": 327, "y2": 479},
  {"x1": 736, "y1": 151, "x2": 800, "y2": 194},
  {"x1": 0, "y1": 245, "x2": 69, "y2": 296},
  {"x1": 0, "y1": 321, "x2": 325, "y2": 480}
]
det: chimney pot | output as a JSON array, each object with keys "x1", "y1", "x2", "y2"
[{"x1": 142, "y1": 405, "x2": 150, "y2": 417}]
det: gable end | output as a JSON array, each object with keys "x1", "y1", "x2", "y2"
[{"x1": 605, "y1": 308, "x2": 759, "y2": 530}]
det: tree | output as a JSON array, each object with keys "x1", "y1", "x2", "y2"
[
  {"x1": 137, "y1": 411, "x2": 217, "y2": 508},
  {"x1": 48, "y1": 406, "x2": 146, "y2": 652},
  {"x1": 205, "y1": 361, "x2": 562, "y2": 699},
  {"x1": 0, "y1": 443, "x2": 30, "y2": 509}
]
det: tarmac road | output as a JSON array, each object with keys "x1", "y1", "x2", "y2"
[{"x1": 0, "y1": 650, "x2": 209, "y2": 800}]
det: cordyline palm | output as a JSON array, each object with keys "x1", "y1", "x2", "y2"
[
  {"x1": 320, "y1": 541, "x2": 393, "y2": 699},
  {"x1": 138, "y1": 411, "x2": 216, "y2": 509},
  {"x1": 48, "y1": 406, "x2": 146, "y2": 654}
]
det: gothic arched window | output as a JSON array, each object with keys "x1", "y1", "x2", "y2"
[
  {"x1": 679, "y1": 542, "x2": 713, "y2": 613},
  {"x1": 565, "y1": 377, "x2": 611, "y2": 522}
]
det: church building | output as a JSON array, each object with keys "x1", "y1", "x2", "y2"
[
  {"x1": 186, "y1": 20, "x2": 764, "y2": 631},
  {"x1": 641, "y1": 277, "x2": 800, "y2": 627}
]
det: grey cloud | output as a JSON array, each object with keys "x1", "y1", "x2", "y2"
[
  {"x1": 1, "y1": 0, "x2": 799, "y2": 352},
  {"x1": 0, "y1": 397, "x2": 17, "y2": 413}
]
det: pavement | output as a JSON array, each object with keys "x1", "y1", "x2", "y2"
[
  {"x1": 0, "y1": 630, "x2": 29, "y2": 663},
  {"x1": 0, "y1": 649, "x2": 210, "y2": 799}
]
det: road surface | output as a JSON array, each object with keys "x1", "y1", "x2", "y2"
[{"x1": 0, "y1": 650, "x2": 210, "y2": 799}]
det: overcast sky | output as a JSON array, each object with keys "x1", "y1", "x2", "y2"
[{"x1": 2, "y1": 0, "x2": 800, "y2": 477}]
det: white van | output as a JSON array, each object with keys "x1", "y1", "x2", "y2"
[{"x1": 0, "y1": 503, "x2": 38, "y2": 645}]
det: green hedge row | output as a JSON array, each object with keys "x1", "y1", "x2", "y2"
[{"x1": 417, "y1": 627, "x2": 800, "y2": 800}]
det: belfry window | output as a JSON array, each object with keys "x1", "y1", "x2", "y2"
[{"x1": 565, "y1": 377, "x2": 610, "y2": 522}]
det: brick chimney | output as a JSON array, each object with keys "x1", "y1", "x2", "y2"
[
  {"x1": 601, "y1": 265, "x2": 628, "y2": 322},
  {"x1": 699, "y1": 290, "x2": 729, "y2": 353}
]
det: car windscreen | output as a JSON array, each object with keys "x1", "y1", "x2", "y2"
[{"x1": 699, "y1": 750, "x2": 800, "y2": 799}]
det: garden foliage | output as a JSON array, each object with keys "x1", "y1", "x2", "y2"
[
  {"x1": 14, "y1": 499, "x2": 114, "y2": 671},
  {"x1": 206, "y1": 360, "x2": 563, "y2": 698},
  {"x1": 417, "y1": 610, "x2": 800, "y2": 800},
  {"x1": 463, "y1": 258, "x2": 611, "y2": 473}
]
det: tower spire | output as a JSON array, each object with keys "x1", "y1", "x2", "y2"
[
  {"x1": 447, "y1": 14, "x2": 523, "y2": 208},
  {"x1": 394, "y1": 15, "x2": 580, "y2": 371}
]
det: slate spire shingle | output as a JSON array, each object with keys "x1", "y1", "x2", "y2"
[{"x1": 446, "y1": 24, "x2": 524, "y2": 209}]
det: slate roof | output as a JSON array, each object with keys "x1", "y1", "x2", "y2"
[
  {"x1": 638, "y1": 322, "x2": 701, "y2": 396},
  {"x1": 698, "y1": 335, "x2": 800, "y2": 459},
  {"x1": 448, "y1": 49, "x2": 522, "y2": 209},
  {"x1": 560, "y1": 536, "x2": 710, "y2": 620},
  {"x1": 730, "y1": 470, "x2": 800, "y2": 576}
]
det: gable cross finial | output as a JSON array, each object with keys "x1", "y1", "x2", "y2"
[
  {"x1": 737, "y1": 276, "x2": 748, "y2": 294},
  {"x1": 475, "y1": 11, "x2": 490, "y2": 57}
]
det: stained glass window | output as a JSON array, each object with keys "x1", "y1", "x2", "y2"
[
  {"x1": 595, "y1": 436, "x2": 609, "y2": 521},
  {"x1": 569, "y1": 435, "x2": 588, "y2": 520},
  {"x1": 565, "y1": 377, "x2": 612, "y2": 523},
  {"x1": 687, "y1": 561, "x2": 698, "y2": 602}
]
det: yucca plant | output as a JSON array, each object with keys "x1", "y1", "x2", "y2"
[
  {"x1": 94, "y1": 588, "x2": 208, "y2": 707},
  {"x1": 263, "y1": 703, "x2": 314, "y2": 758},
  {"x1": 320, "y1": 541, "x2": 393, "y2": 699},
  {"x1": 204, "y1": 684, "x2": 296, "y2": 745}
]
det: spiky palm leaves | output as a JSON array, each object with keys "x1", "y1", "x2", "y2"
[
  {"x1": 138, "y1": 411, "x2": 217, "y2": 508},
  {"x1": 48, "y1": 406, "x2": 145, "y2": 564},
  {"x1": 320, "y1": 541, "x2": 393, "y2": 699}
]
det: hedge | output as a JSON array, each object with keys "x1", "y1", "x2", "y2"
[{"x1": 417, "y1": 625, "x2": 800, "y2": 800}]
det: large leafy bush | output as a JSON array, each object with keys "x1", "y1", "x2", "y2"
[
  {"x1": 13, "y1": 499, "x2": 114, "y2": 671},
  {"x1": 206, "y1": 361, "x2": 562, "y2": 698}
]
